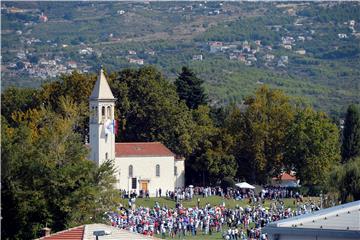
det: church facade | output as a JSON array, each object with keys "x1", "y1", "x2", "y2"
[{"x1": 88, "y1": 69, "x2": 185, "y2": 196}]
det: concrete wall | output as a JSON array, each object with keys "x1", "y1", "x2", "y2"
[{"x1": 114, "y1": 156, "x2": 176, "y2": 197}]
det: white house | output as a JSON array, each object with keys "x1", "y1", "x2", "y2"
[
  {"x1": 209, "y1": 41, "x2": 223, "y2": 53},
  {"x1": 192, "y1": 54, "x2": 203, "y2": 61},
  {"x1": 88, "y1": 68, "x2": 185, "y2": 196},
  {"x1": 128, "y1": 58, "x2": 144, "y2": 65}
]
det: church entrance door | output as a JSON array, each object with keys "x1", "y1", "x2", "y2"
[{"x1": 141, "y1": 181, "x2": 148, "y2": 192}]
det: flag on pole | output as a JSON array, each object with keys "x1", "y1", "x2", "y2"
[{"x1": 104, "y1": 119, "x2": 114, "y2": 135}]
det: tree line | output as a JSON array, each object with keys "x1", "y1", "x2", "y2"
[{"x1": 1, "y1": 65, "x2": 359, "y2": 239}]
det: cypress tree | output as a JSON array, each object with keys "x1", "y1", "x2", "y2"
[
  {"x1": 342, "y1": 104, "x2": 360, "y2": 162},
  {"x1": 175, "y1": 66, "x2": 207, "y2": 109}
]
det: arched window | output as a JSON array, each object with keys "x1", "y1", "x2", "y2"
[
  {"x1": 105, "y1": 152, "x2": 108, "y2": 160},
  {"x1": 156, "y1": 164, "x2": 160, "y2": 177},
  {"x1": 107, "y1": 106, "x2": 111, "y2": 119},
  {"x1": 174, "y1": 166, "x2": 178, "y2": 176},
  {"x1": 102, "y1": 106, "x2": 106, "y2": 120},
  {"x1": 129, "y1": 165, "x2": 133, "y2": 178}
]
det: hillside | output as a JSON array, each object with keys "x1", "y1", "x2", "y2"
[{"x1": 1, "y1": 1, "x2": 359, "y2": 116}]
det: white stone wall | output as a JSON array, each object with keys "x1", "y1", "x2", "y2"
[
  {"x1": 114, "y1": 156, "x2": 176, "y2": 197},
  {"x1": 174, "y1": 159, "x2": 185, "y2": 188}
]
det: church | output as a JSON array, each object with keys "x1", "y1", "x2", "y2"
[{"x1": 88, "y1": 68, "x2": 185, "y2": 197}]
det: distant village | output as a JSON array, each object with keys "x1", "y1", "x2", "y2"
[{"x1": 1, "y1": 2, "x2": 359, "y2": 81}]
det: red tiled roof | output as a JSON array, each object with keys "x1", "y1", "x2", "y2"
[
  {"x1": 38, "y1": 225, "x2": 84, "y2": 240},
  {"x1": 273, "y1": 172, "x2": 297, "y2": 181},
  {"x1": 115, "y1": 142, "x2": 175, "y2": 157}
]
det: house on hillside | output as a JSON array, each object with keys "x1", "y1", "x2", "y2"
[
  {"x1": 209, "y1": 41, "x2": 223, "y2": 53},
  {"x1": 128, "y1": 58, "x2": 144, "y2": 65},
  {"x1": 192, "y1": 54, "x2": 203, "y2": 61},
  {"x1": 264, "y1": 54, "x2": 275, "y2": 61},
  {"x1": 67, "y1": 61, "x2": 77, "y2": 69},
  {"x1": 39, "y1": 12, "x2": 48, "y2": 22},
  {"x1": 282, "y1": 44, "x2": 292, "y2": 50},
  {"x1": 295, "y1": 49, "x2": 306, "y2": 55},
  {"x1": 338, "y1": 33, "x2": 348, "y2": 39}
]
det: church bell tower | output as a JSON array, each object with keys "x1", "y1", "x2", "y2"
[{"x1": 89, "y1": 67, "x2": 116, "y2": 166}]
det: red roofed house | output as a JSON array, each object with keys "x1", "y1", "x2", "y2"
[
  {"x1": 39, "y1": 12, "x2": 48, "y2": 22},
  {"x1": 36, "y1": 223, "x2": 161, "y2": 240},
  {"x1": 37, "y1": 225, "x2": 84, "y2": 240},
  {"x1": 88, "y1": 68, "x2": 185, "y2": 197},
  {"x1": 272, "y1": 172, "x2": 300, "y2": 188}
]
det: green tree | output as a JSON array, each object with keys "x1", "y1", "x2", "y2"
[
  {"x1": 39, "y1": 71, "x2": 97, "y2": 140},
  {"x1": 185, "y1": 105, "x2": 235, "y2": 186},
  {"x1": 341, "y1": 104, "x2": 360, "y2": 162},
  {"x1": 224, "y1": 105, "x2": 257, "y2": 183},
  {"x1": 185, "y1": 105, "x2": 228, "y2": 185},
  {"x1": 226, "y1": 86, "x2": 294, "y2": 184},
  {"x1": 1, "y1": 98, "x2": 119, "y2": 239},
  {"x1": 285, "y1": 107, "x2": 340, "y2": 186},
  {"x1": 175, "y1": 66, "x2": 207, "y2": 110},
  {"x1": 189, "y1": 130, "x2": 236, "y2": 186},
  {"x1": 221, "y1": 176, "x2": 236, "y2": 190},
  {"x1": 329, "y1": 157, "x2": 360, "y2": 203},
  {"x1": 110, "y1": 66, "x2": 197, "y2": 156},
  {"x1": 1, "y1": 87, "x2": 40, "y2": 126}
]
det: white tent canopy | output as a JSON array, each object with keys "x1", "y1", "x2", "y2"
[{"x1": 235, "y1": 182, "x2": 255, "y2": 189}]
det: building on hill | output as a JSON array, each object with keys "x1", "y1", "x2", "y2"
[
  {"x1": 39, "y1": 12, "x2": 48, "y2": 22},
  {"x1": 128, "y1": 58, "x2": 144, "y2": 65},
  {"x1": 88, "y1": 68, "x2": 185, "y2": 197},
  {"x1": 263, "y1": 200, "x2": 360, "y2": 240}
]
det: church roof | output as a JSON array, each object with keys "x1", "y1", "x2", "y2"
[
  {"x1": 115, "y1": 142, "x2": 175, "y2": 157},
  {"x1": 89, "y1": 68, "x2": 116, "y2": 100}
]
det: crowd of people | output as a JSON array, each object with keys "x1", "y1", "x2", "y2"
[
  {"x1": 108, "y1": 187, "x2": 321, "y2": 240},
  {"x1": 161, "y1": 186, "x2": 302, "y2": 203},
  {"x1": 120, "y1": 186, "x2": 301, "y2": 202}
]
